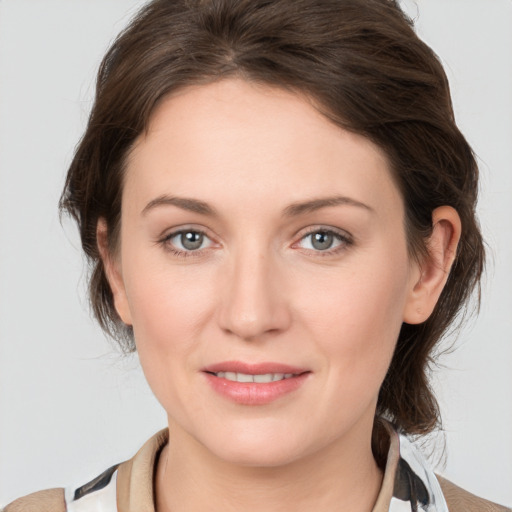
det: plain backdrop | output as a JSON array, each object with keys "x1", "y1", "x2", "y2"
[{"x1": 0, "y1": 0, "x2": 511, "y2": 507}]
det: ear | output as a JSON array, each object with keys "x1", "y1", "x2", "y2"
[
  {"x1": 403, "y1": 206, "x2": 461, "y2": 324},
  {"x1": 96, "y1": 219, "x2": 133, "y2": 326}
]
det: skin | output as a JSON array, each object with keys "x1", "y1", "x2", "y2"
[{"x1": 98, "y1": 79, "x2": 460, "y2": 512}]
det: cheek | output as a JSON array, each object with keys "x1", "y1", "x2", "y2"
[
  {"x1": 122, "y1": 261, "x2": 219, "y2": 417},
  {"x1": 295, "y1": 252, "x2": 411, "y2": 385},
  {"x1": 119, "y1": 243, "x2": 218, "y2": 391},
  {"x1": 126, "y1": 265, "x2": 214, "y2": 349}
]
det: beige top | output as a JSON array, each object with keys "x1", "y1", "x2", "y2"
[{"x1": 4, "y1": 426, "x2": 510, "y2": 512}]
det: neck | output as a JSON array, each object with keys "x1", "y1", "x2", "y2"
[{"x1": 155, "y1": 416, "x2": 383, "y2": 512}]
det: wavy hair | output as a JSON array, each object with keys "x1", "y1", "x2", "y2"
[{"x1": 60, "y1": 0, "x2": 484, "y2": 440}]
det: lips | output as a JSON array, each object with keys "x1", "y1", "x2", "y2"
[
  {"x1": 212, "y1": 371, "x2": 296, "y2": 383},
  {"x1": 202, "y1": 361, "x2": 311, "y2": 405}
]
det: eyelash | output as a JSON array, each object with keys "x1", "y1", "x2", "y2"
[
  {"x1": 296, "y1": 227, "x2": 353, "y2": 257},
  {"x1": 159, "y1": 228, "x2": 214, "y2": 259},
  {"x1": 159, "y1": 227, "x2": 353, "y2": 259}
]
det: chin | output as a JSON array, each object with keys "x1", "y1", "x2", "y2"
[
  {"x1": 198, "y1": 422, "x2": 314, "y2": 468},
  {"x1": 215, "y1": 442, "x2": 304, "y2": 468},
  {"x1": 165, "y1": 403, "x2": 313, "y2": 467}
]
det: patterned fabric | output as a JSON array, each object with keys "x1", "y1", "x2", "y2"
[
  {"x1": 65, "y1": 465, "x2": 118, "y2": 512},
  {"x1": 62, "y1": 423, "x2": 450, "y2": 512},
  {"x1": 391, "y1": 433, "x2": 448, "y2": 512}
]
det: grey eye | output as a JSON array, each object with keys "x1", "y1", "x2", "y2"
[
  {"x1": 163, "y1": 228, "x2": 214, "y2": 256},
  {"x1": 180, "y1": 231, "x2": 204, "y2": 250},
  {"x1": 296, "y1": 229, "x2": 348, "y2": 253},
  {"x1": 310, "y1": 231, "x2": 334, "y2": 250}
]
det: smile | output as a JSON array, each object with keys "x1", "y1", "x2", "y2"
[
  {"x1": 202, "y1": 361, "x2": 311, "y2": 405},
  {"x1": 211, "y1": 372, "x2": 297, "y2": 383}
]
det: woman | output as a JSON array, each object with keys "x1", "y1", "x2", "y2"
[{"x1": 3, "y1": 0, "x2": 510, "y2": 511}]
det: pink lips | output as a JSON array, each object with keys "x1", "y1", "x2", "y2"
[{"x1": 202, "y1": 361, "x2": 311, "y2": 405}]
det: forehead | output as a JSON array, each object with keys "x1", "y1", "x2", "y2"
[{"x1": 124, "y1": 79, "x2": 402, "y2": 220}]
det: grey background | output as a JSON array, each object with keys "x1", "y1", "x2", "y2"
[{"x1": 1, "y1": 0, "x2": 511, "y2": 507}]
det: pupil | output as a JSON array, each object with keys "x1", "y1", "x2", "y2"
[
  {"x1": 181, "y1": 231, "x2": 203, "y2": 250},
  {"x1": 312, "y1": 232, "x2": 333, "y2": 250}
]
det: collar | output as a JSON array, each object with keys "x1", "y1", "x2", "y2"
[{"x1": 67, "y1": 423, "x2": 449, "y2": 512}]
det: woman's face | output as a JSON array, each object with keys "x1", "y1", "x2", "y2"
[{"x1": 108, "y1": 79, "x2": 422, "y2": 466}]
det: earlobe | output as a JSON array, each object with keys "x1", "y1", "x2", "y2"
[
  {"x1": 403, "y1": 206, "x2": 462, "y2": 325},
  {"x1": 96, "y1": 219, "x2": 133, "y2": 326}
]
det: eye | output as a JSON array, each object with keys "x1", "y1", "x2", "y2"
[
  {"x1": 162, "y1": 229, "x2": 214, "y2": 255},
  {"x1": 296, "y1": 228, "x2": 351, "y2": 254}
]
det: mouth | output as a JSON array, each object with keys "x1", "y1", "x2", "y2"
[
  {"x1": 202, "y1": 361, "x2": 311, "y2": 405},
  {"x1": 206, "y1": 371, "x2": 299, "y2": 383}
]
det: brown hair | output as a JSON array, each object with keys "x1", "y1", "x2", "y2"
[{"x1": 60, "y1": 0, "x2": 484, "y2": 439}]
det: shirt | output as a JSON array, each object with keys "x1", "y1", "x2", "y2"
[
  {"x1": 5, "y1": 422, "x2": 510, "y2": 512},
  {"x1": 65, "y1": 423, "x2": 447, "y2": 512}
]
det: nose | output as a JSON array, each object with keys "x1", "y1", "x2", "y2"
[{"x1": 217, "y1": 246, "x2": 292, "y2": 341}]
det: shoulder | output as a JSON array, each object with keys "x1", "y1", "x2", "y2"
[
  {"x1": 3, "y1": 464, "x2": 118, "y2": 512},
  {"x1": 2, "y1": 429, "x2": 168, "y2": 512},
  {"x1": 3, "y1": 488, "x2": 66, "y2": 512},
  {"x1": 437, "y1": 475, "x2": 511, "y2": 512}
]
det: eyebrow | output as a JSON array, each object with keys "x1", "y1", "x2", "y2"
[
  {"x1": 141, "y1": 194, "x2": 373, "y2": 217},
  {"x1": 282, "y1": 195, "x2": 374, "y2": 217},
  {"x1": 142, "y1": 195, "x2": 218, "y2": 217}
]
